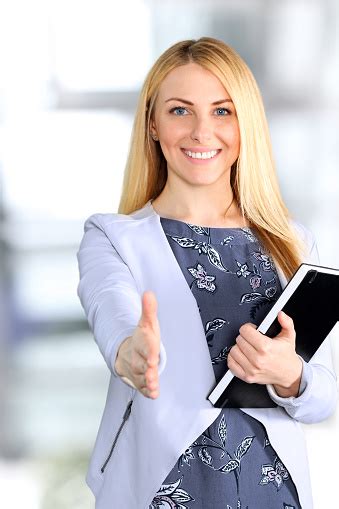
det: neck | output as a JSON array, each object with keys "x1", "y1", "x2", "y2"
[{"x1": 151, "y1": 183, "x2": 249, "y2": 228}]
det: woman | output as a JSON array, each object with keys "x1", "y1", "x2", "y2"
[{"x1": 76, "y1": 37, "x2": 337, "y2": 508}]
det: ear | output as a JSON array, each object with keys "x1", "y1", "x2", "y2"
[{"x1": 149, "y1": 118, "x2": 157, "y2": 135}]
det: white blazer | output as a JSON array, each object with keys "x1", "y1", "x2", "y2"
[{"x1": 76, "y1": 199, "x2": 338, "y2": 509}]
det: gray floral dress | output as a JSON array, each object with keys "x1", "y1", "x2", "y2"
[{"x1": 149, "y1": 217, "x2": 302, "y2": 509}]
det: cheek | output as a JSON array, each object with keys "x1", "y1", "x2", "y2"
[
  {"x1": 165, "y1": 121, "x2": 187, "y2": 138},
  {"x1": 158, "y1": 126, "x2": 188, "y2": 159},
  {"x1": 233, "y1": 132, "x2": 241, "y2": 154},
  {"x1": 222, "y1": 122, "x2": 240, "y2": 152},
  {"x1": 158, "y1": 121, "x2": 184, "y2": 144}
]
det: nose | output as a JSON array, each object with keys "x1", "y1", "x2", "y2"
[{"x1": 190, "y1": 116, "x2": 212, "y2": 143}]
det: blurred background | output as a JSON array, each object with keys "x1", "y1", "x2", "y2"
[{"x1": 0, "y1": 0, "x2": 338, "y2": 507}]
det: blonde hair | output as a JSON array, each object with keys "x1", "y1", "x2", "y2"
[{"x1": 118, "y1": 37, "x2": 307, "y2": 280}]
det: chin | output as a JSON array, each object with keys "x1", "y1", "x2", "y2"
[{"x1": 185, "y1": 175, "x2": 222, "y2": 186}]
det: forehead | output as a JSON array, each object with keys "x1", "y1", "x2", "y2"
[{"x1": 157, "y1": 62, "x2": 231, "y2": 101}]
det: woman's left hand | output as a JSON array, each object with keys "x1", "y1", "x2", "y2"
[{"x1": 227, "y1": 311, "x2": 303, "y2": 397}]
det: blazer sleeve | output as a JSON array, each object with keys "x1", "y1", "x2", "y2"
[
  {"x1": 266, "y1": 224, "x2": 338, "y2": 423},
  {"x1": 76, "y1": 213, "x2": 167, "y2": 377}
]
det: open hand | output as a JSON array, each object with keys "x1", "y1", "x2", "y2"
[{"x1": 115, "y1": 290, "x2": 160, "y2": 399}]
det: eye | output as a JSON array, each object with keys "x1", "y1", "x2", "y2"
[
  {"x1": 215, "y1": 107, "x2": 231, "y2": 116},
  {"x1": 169, "y1": 106, "x2": 188, "y2": 115},
  {"x1": 169, "y1": 106, "x2": 231, "y2": 116}
]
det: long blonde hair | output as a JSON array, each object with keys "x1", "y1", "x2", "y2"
[{"x1": 118, "y1": 37, "x2": 307, "y2": 280}]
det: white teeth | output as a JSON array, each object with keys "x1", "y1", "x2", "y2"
[{"x1": 184, "y1": 149, "x2": 219, "y2": 159}]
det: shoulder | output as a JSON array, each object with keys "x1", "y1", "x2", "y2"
[
  {"x1": 289, "y1": 218, "x2": 318, "y2": 263},
  {"x1": 82, "y1": 201, "x2": 154, "y2": 233},
  {"x1": 83, "y1": 212, "x2": 128, "y2": 233},
  {"x1": 289, "y1": 218, "x2": 316, "y2": 251}
]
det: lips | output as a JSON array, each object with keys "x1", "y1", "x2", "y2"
[{"x1": 180, "y1": 148, "x2": 222, "y2": 162}]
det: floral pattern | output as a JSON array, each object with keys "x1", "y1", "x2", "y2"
[
  {"x1": 150, "y1": 477, "x2": 194, "y2": 508},
  {"x1": 188, "y1": 262, "x2": 216, "y2": 292},
  {"x1": 259, "y1": 457, "x2": 290, "y2": 491},
  {"x1": 149, "y1": 218, "x2": 301, "y2": 508},
  {"x1": 236, "y1": 261, "x2": 252, "y2": 278}
]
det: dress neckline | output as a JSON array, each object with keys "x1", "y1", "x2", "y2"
[
  {"x1": 148, "y1": 200, "x2": 252, "y2": 230},
  {"x1": 159, "y1": 215, "x2": 253, "y2": 231}
]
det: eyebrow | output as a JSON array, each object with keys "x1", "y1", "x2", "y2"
[{"x1": 164, "y1": 97, "x2": 233, "y2": 105}]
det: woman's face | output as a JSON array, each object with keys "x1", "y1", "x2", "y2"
[{"x1": 150, "y1": 62, "x2": 240, "y2": 186}]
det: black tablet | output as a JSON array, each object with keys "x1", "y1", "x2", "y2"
[{"x1": 208, "y1": 263, "x2": 339, "y2": 408}]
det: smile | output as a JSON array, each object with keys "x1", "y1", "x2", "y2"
[{"x1": 181, "y1": 148, "x2": 222, "y2": 162}]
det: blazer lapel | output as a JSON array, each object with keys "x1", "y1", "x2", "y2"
[{"x1": 110, "y1": 202, "x2": 222, "y2": 450}]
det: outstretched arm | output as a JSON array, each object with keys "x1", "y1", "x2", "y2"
[{"x1": 76, "y1": 213, "x2": 167, "y2": 378}]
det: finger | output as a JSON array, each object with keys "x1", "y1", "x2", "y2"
[
  {"x1": 145, "y1": 366, "x2": 159, "y2": 389},
  {"x1": 124, "y1": 363, "x2": 159, "y2": 397},
  {"x1": 147, "y1": 349, "x2": 160, "y2": 368},
  {"x1": 228, "y1": 345, "x2": 253, "y2": 375},
  {"x1": 130, "y1": 354, "x2": 159, "y2": 393},
  {"x1": 138, "y1": 376, "x2": 160, "y2": 398},
  {"x1": 139, "y1": 290, "x2": 157, "y2": 330},
  {"x1": 132, "y1": 371, "x2": 155, "y2": 389},
  {"x1": 227, "y1": 354, "x2": 246, "y2": 380},
  {"x1": 141, "y1": 387, "x2": 159, "y2": 399},
  {"x1": 135, "y1": 336, "x2": 160, "y2": 366},
  {"x1": 144, "y1": 332, "x2": 161, "y2": 367},
  {"x1": 133, "y1": 360, "x2": 159, "y2": 384},
  {"x1": 239, "y1": 322, "x2": 267, "y2": 351},
  {"x1": 235, "y1": 335, "x2": 258, "y2": 365},
  {"x1": 276, "y1": 311, "x2": 295, "y2": 341}
]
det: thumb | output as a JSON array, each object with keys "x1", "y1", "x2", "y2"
[
  {"x1": 275, "y1": 311, "x2": 295, "y2": 342},
  {"x1": 139, "y1": 291, "x2": 159, "y2": 367},
  {"x1": 139, "y1": 290, "x2": 158, "y2": 331}
]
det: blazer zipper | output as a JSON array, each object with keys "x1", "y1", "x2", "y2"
[{"x1": 100, "y1": 398, "x2": 134, "y2": 474}]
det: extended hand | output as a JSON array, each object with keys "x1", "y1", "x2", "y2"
[
  {"x1": 115, "y1": 290, "x2": 160, "y2": 399},
  {"x1": 227, "y1": 311, "x2": 302, "y2": 394}
]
